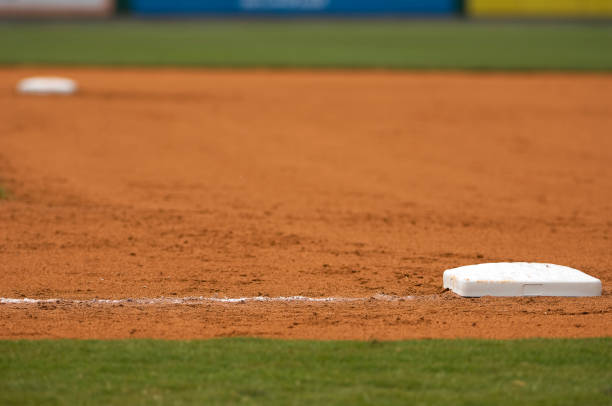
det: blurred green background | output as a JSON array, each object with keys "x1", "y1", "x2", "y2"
[{"x1": 1, "y1": 21, "x2": 612, "y2": 70}]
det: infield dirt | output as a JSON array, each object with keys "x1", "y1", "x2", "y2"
[{"x1": 1, "y1": 68, "x2": 611, "y2": 339}]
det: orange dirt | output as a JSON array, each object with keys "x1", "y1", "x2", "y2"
[{"x1": 1, "y1": 67, "x2": 611, "y2": 340}]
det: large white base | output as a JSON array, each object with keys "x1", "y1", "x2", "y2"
[
  {"x1": 443, "y1": 262, "x2": 601, "y2": 297},
  {"x1": 17, "y1": 77, "x2": 77, "y2": 95}
]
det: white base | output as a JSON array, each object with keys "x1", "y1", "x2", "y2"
[
  {"x1": 443, "y1": 262, "x2": 601, "y2": 297},
  {"x1": 17, "y1": 77, "x2": 77, "y2": 95}
]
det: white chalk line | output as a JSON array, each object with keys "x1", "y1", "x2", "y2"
[{"x1": 0, "y1": 294, "x2": 418, "y2": 305}]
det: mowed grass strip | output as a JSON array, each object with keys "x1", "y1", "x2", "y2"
[
  {"x1": 0, "y1": 338, "x2": 610, "y2": 405},
  {"x1": 1, "y1": 21, "x2": 612, "y2": 70}
]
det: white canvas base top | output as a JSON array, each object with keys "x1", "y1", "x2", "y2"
[
  {"x1": 443, "y1": 262, "x2": 602, "y2": 297},
  {"x1": 17, "y1": 77, "x2": 77, "y2": 95}
]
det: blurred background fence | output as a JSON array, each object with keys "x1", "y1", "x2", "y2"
[
  {"x1": 1, "y1": 0, "x2": 611, "y2": 18},
  {"x1": 130, "y1": 0, "x2": 458, "y2": 16},
  {"x1": 469, "y1": 0, "x2": 612, "y2": 17}
]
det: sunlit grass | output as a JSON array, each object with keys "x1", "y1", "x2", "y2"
[{"x1": 1, "y1": 338, "x2": 610, "y2": 405}]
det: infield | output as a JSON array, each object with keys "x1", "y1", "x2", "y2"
[{"x1": 0, "y1": 67, "x2": 610, "y2": 340}]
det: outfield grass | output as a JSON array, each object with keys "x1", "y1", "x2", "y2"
[
  {"x1": 1, "y1": 21, "x2": 612, "y2": 70},
  {"x1": 1, "y1": 338, "x2": 610, "y2": 405}
]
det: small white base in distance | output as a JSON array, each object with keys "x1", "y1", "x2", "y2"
[
  {"x1": 443, "y1": 262, "x2": 601, "y2": 297},
  {"x1": 16, "y1": 77, "x2": 78, "y2": 95}
]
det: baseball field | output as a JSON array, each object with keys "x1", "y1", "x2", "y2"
[{"x1": 1, "y1": 21, "x2": 611, "y2": 404}]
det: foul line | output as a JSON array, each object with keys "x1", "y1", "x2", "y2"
[{"x1": 0, "y1": 294, "x2": 418, "y2": 305}]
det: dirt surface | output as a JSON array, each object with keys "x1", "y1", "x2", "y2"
[{"x1": 1, "y1": 67, "x2": 611, "y2": 339}]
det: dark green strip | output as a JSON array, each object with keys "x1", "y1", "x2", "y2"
[{"x1": 1, "y1": 21, "x2": 612, "y2": 70}]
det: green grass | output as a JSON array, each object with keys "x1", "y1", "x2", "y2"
[
  {"x1": 1, "y1": 21, "x2": 612, "y2": 70},
  {"x1": 1, "y1": 338, "x2": 610, "y2": 405}
]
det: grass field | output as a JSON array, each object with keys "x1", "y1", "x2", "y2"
[
  {"x1": 1, "y1": 21, "x2": 612, "y2": 70},
  {"x1": 1, "y1": 338, "x2": 610, "y2": 405},
  {"x1": 2, "y1": 18, "x2": 611, "y2": 405}
]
